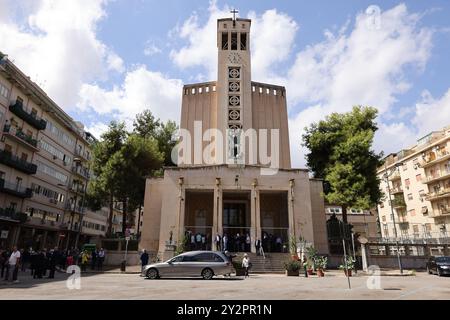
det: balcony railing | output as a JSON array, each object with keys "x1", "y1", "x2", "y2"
[
  {"x1": 391, "y1": 186, "x2": 403, "y2": 194},
  {"x1": 74, "y1": 149, "x2": 91, "y2": 161},
  {"x1": 419, "y1": 149, "x2": 450, "y2": 169},
  {"x1": 0, "y1": 149, "x2": 37, "y2": 174},
  {"x1": 71, "y1": 165, "x2": 90, "y2": 179},
  {"x1": 64, "y1": 202, "x2": 85, "y2": 214},
  {"x1": 0, "y1": 178, "x2": 33, "y2": 198},
  {"x1": 3, "y1": 124, "x2": 38, "y2": 149},
  {"x1": 431, "y1": 206, "x2": 450, "y2": 217},
  {"x1": 425, "y1": 188, "x2": 450, "y2": 201},
  {"x1": 388, "y1": 171, "x2": 401, "y2": 181},
  {"x1": 392, "y1": 197, "x2": 406, "y2": 209},
  {"x1": 423, "y1": 169, "x2": 450, "y2": 184},
  {"x1": 9, "y1": 101, "x2": 47, "y2": 130},
  {"x1": 0, "y1": 208, "x2": 28, "y2": 223}
]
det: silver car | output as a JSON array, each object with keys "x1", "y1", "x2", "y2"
[{"x1": 142, "y1": 251, "x2": 234, "y2": 280}]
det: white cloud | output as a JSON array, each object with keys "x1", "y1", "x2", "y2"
[
  {"x1": 374, "y1": 122, "x2": 417, "y2": 156},
  {"x1": 86, "y1": 122, "x2": 109, "y2": 140},
  {"x1": 0, "y1": 0, "x2": 121, "y2": 109},
  {"x1": 412, "y1": 88, "x2": 450, "y2": 137},
  {"x1": 170, "y1": 0, "x2": 230, "y2": 79},
  {"x1": 78, "y1": 65, "x2": 183, "y2": 126},
  {"x1": 143, "y1": 43, "x2": 162, "y2": 56},
  {"x1": 285, "y1": 4, "x2": 433, "y2": 167}
]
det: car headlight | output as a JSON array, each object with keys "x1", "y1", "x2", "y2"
[{"x1": 439, "y1": 265, "x2": 449, "y2": 269}]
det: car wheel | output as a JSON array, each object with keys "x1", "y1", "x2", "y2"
[
  {"x1": 146, "y1": 268, "x2": 159, "y2": 279},
  {"x1": 201, "y1": 268, "x2": 214, "y2": 280}
]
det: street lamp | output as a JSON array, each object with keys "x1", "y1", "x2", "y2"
[{"x1": 383, "y1": 161, "x2": 404, "y2": 274}]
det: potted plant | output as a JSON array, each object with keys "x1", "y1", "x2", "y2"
[
  {"x1": 283, "y1": 260, "x2": 301, "y2": 276},
  {"x1": 339, "y1": 256, "x2": 355, "y2": 277},
  {"x1": 233, "y1": 260, "x2": 246, "y2": 276},
  {"x1": 314, "y1": 256, "x2": 328, "y2": 277},
  {"x1": 305, "y1": 245, "x2": 318, "y2": 275},
  {"x1": 288, "y1": 235, "x2": 299, "y2": 260}
]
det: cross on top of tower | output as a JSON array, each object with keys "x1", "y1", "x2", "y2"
[{"x1": 230, "y1": 9, "x2": 239, "y2": 21}]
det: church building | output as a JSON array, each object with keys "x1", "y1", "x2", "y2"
[{"x1": 141, "y1": 15, "x2": 328, "y2": 258}]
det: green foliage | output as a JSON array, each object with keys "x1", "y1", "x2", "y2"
[
  {"x1": 283, "y1": 260, "x2": 301, "y2": 272},
  {"x1": 302, "y1": 106, "x2": 383, "y2": 222},
  {"x1": 339, "y1": 256, "x2": 356, "y2": 270},
  {"x1": 314, "y1": 256, "x2": 328, "y2": 270},
  {"x1": 288, "y1": 234, "x2": 298, "y2": 255}
]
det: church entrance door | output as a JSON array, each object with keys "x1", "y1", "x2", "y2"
[{"x1": 222, "y1": 191, "x2": 251, "y2": 252}]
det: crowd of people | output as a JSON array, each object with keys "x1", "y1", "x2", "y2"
[{"x1": 0, "y1": 245, "x2": 106, "y2": 283}]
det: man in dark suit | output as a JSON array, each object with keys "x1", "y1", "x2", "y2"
[{"x1": 255, "y1": 239, "x2": 261, "y2": 256}]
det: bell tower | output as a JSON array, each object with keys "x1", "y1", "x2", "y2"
[{"x1": 216, "y1": 11, "x2": 252, "y2": 164}]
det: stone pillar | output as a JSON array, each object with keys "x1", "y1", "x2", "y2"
[
  {"x1": 250, "y1": 187, "x2": 257, "y2": 253},
  {"x1": 42, "y1": 230, "x2": 48, "y2": 249},
  {"x1": 254, "y1": 189, "x2": 261, "y2": 247},
  {"x1": 213, "y1": 179, "x2": 223, "y2": 251},
  {"x1": 177, "y1": 177, "x2": 185, "y2": 244},
  {"x1": 288, "y1": 179, "x2": 295, "y2": 238},
  {"x1": 361, "y1": 243, "x2": 368, "y2": 272}
]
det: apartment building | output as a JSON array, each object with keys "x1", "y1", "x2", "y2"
[
  {"x1": 0, "y1": 52, "x2": 107, "y2": 250},
  {"x1": 377, "y1": 126, "x2": 450, "y2": 242}
]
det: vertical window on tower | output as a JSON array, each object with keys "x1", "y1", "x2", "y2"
[
  {"x1": 231, "y1": 33, "x2": 237, "y2": 50},
  {"x1": 222, "y1": 32, "x2": 228, "y2": 50},
  {"x1": 240, "y1": 33, "x2": 247, "y2": 50}
]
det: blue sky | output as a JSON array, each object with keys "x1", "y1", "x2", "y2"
[{"x1": 1, "y1": 0, "x2": 449, "y2": 167}]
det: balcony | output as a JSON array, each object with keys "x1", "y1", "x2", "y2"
[
  {"x1": 431, "y1": 205, "x2": 450, "y2": 218},
  {"x1": 388, "y1": 171, "x2": 401, "y2": 181},
  {"x1": 0, "y1": 208, "x2": 28, "y2": 223},
  {"x1": 423, "y1": 170, "x2": 450, "y2": 184},
  {"x1": 71, "y1": 165, "x2": 90, "y2": 180},
  {"x1": 0, "y1": 179, "x2": 32, "y2": 198},
  {"x1": 64, "y1": 202, "x2": 85, "y2": 214},
  {"x1": 391, "y1": 186, "x2": 404, "y2": 194},
  {"x1": 392, "y1": 197, "x2": 406, "y2": 209},
  {"x1": 9, "y1": 101, "x2": 47, "y2": 130},
  {"x1": 74, "y1": 149, "x2": 91, "y2": 162},
  {"x1": 425, "y1": 188, "x2": 450, "y2": 201},
  {"x1": 0, "y1": 149, "x2": 37, "y2": 174},
  {"x1": 419, "y1": 148, "x2": 450, "y2": 169},
  {"x1": 2, "y1": 124, "x2": 39, "y2": 151}
]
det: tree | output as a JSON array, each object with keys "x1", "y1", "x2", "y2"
[
  {"x1": 133, "y1": 110, "x2": 178, "y2": 168},
  {"x1": 302, "y1": 106, "x2": 383, "y2": 223},
  {"x1": 88, "y1": 121, "x2": 127, "y2": 236}
]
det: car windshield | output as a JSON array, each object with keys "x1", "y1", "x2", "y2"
[{"x1": 435, "y1": 257, "x2": 450, "y2": 263}]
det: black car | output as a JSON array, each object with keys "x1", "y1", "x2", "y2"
[{"x1": 426, "y1": 256, "x2": 450, "y2": 276}]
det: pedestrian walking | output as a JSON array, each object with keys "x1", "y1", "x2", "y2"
[
  {"x1": 81, "y1": 250, "x2": 89, "y2": 272},
  {"x1": 215, "y1": 234, "x2": 222, "y2": 251},
  {"x1": 47, "y1": 248, "x2": 57, "y2": 279},
  {"x1": 242, "y1": 253, "x2": 250, "y2": 278},
  {"x1": 33, "y1": 250, "x2": 46, "y2": 279}
]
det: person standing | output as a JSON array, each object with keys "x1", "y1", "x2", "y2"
[
  {"x1": 245, "y1": 234, "x2": 251, "y2": 252},
  {"x1": 97, "y1": 248, "x2": 105, "y2": 270},
  {"x1": 242, "y1": 253, "x2": 250, "y2": 278},
  {"x1": 33, "y1": 250, "x2": 45, "y2": 279},
  {"x1": 235, "y1": 233, "x2": 241, "y2": 252},
  {"x1": 215, "y1": 234, "x2": 221, "y2": 251},
  {"x1": 47, "y1": 249, "x2": 57, "y2": 279},
  {"x1": 255, "y1": 238, "x2": 261, "y2": 256},
  {"x1": 4, "y1": 246, "x2": 21, "y2": 283},
  {"x1": 302, "y1": 256, "x2": 308, "y2": 278},
  {"x1": 81, "y1": 250, "x2": 89, "y2": 272},
  {"x1": 140, "y1": 249, "x2": 149, "y2": 273},
  {"x1": 222, "y1": 234, "x2": 228, "y2": 252}
]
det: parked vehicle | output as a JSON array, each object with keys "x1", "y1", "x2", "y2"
[
  {"x1": 426, "y1": 256, "x2": 450, "y2": 276},
  {"x1": 142, "y1": 251, "x2": 234, "y2": 280}
]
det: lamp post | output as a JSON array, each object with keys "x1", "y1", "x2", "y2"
[{"x1": 383, "y1": 161, "x2": 404, "y2": 274}]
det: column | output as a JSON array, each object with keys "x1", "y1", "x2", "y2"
[
  {"x1": 361, "y1": 243, "x2": 368, "y2": 272},
  {"x1": 213, "y1": 181, "x2": 222, "y2": 250},
  {"x1": 12, "y1": 226, "x2": 21, "y2": 247},
  {"x1": 288, "y1": 180, "x2": 295, "y2": 238},
  {"x1": 42, "y1": 230, "x2": 48, "y2": 249},
  {"x1": 178, "y1": 188, "x2": 186, "y2": 243},
  {"x1": 254, "y1": 190, "x2": 261, "y2": 249},
  {"x1": 250, "y1": 188, "x2": 258, "y2": 253}
]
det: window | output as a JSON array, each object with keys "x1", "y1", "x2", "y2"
[
  {"x1": 409, "y1": 209, "x2": 416, "y2": 217},
  {"x1": 231, "y1": 32, "x2": 237, "y2": 50},
  {"x1": 412, "y1": 225, "x2": 419, "y2": 235},
  {"x1": 240, "y1": 33, "x2": 247, "y2": 50},
  {"x1": 221, "y1": 32, "x2": 228, "y2": 50},
  {"x1": 4, "y1": 144, "x2": 12, "y2": 153},
  {"x1": 380, "y1": 202, "x2": 384, "y2": 208},
  {"x1": 407, "y1": 193, "x2": 413, "y2": 201},
  {"x1": 402, "y1": 163, "x2": 408, "y2": 171},
  {"x1": 382, "y1": 216, "x2": 386, "y2": 222},
  {"x1": 0, "y1": 82, "x2": 9, "y2": 99},
  {"x1": 404, "y1": 179, "x2": 410, "y2": 188},
  {"x1": 422, "y1": 206, "x2": 428, "y2": 215},
  {"x1": 44, "y1": 120, "x2": 75, "y2": 147},
  {"x1": 21, "y1": 153, "x2": 28, "y2": 162},
  {"x1": 0, "y1": 171, "x2": 5, "y2": 179},
  {"x1": 36, "y1": 161, "x2": 68, "y2": 183},
  {"x1": 416, "y1": 174, "x2": 422, "y2": 182}
]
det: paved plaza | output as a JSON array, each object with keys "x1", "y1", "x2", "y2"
[{"x1": 1, "y1": 270, "x2": 449, "y2": 300}]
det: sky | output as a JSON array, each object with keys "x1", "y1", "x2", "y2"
[{"x1": 0, "y1": 0, "x2": 449, "y2": 167}]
